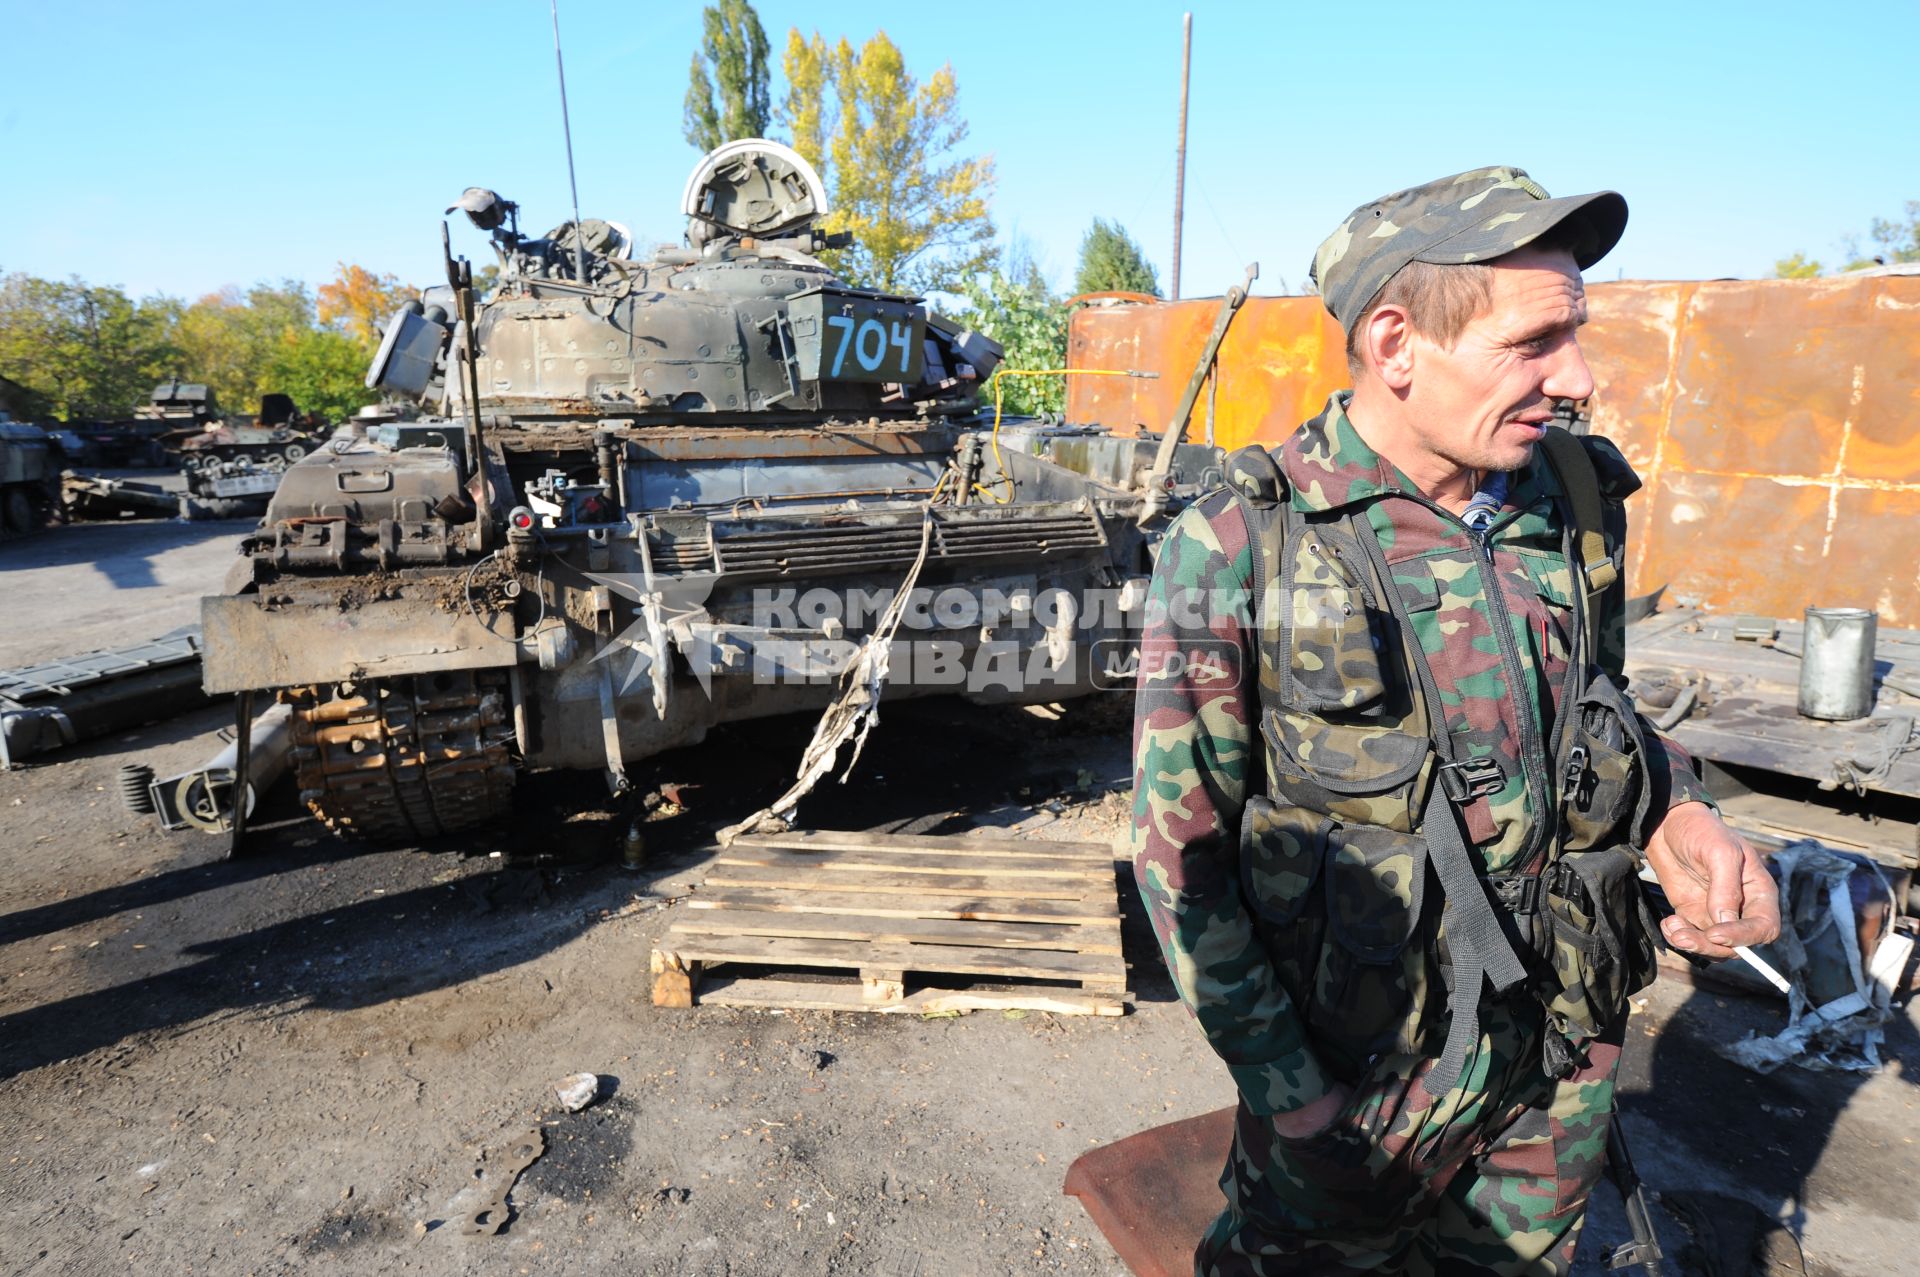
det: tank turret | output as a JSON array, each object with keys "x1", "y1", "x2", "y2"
[{"x1": 368, "y1": 140, "x2": 1000, "y2": 425}]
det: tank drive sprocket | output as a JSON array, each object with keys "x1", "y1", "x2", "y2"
[{"x1": 284, "y1": 671, "x2": 515, "y2": 842}]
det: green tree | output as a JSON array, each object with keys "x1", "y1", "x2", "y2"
[
  {"x1": 1073, "y1": 218, "x2": 1161, "y2": 297},
  {"x1": 779, "y1": 28, "x2": 996, "y2": 295},
  {"x1": 173, "y1": 281, "x2": 317, "y2": 415},
  {"x1": 1843, "y1": 200, "x2": 1920, "y2": 270},
  {"x1": 267, "y1": 327, "x2": 377, "y2": 423},
  {"x1": 949, "y1": 268, "x2": 1068, "y2": 417},
  {"x1": 0, "y1": 273, "x2": 179, "y2": 419},
  {"x1": 1870, "y1": 202, "x2": 1920, "y2": 263},
  {"x1": 1778, "y1": 201, "x2": 1920, "y2": 276},
  {"x1": 684, "y1": 0, "x2": 772, "y2": 152},
  {"x1": 1774, "y1": 252, "x2": 1823, "y2": 279}
]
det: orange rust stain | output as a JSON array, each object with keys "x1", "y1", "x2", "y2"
[
  {"x1": 1067, "y1": 297, "x2": 1345, "y2": 449},
  {"x1": 1067, "y1": 274, "x2": 1920, "y2": 625}
]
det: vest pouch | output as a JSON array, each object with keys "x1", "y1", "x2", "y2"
[
  {"x1": 1239, "y1": 796, "x2": 1327, "y2": 929},
  {"x1": 1307, "y1": 823, "x2": 1439, "y2": 1061},
  {"x1": 1540, "y1": 845, "x2": 1660, "y2": 1039},
  {"x1": 1561, "y1": 670, "x2": 1650, "y2": 853},
  {"x1": 1289, "y1": 582, "x2": 1387, "y2": 713},
  {"x1": 1239, "y1": 797, "x2": 1330, "y2": 994},
  {"x1": 1261, "y1": 527, "x2": 1429, "y2": 829}
]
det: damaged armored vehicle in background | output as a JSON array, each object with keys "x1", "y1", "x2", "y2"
[
  {"x1": 199, "y1": 140, "x2": 1220, "y2": 842},
  {"x1": 168, "y1": 392, "x2": 322, "y2": 472},
  {"x1": 0, "y1": 413, "x2": 55, "y2": 539},
  {"x1": 69, "y1": 378, "x2": 209, "y2": 467}
]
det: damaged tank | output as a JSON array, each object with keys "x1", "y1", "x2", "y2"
[
  {"x1": 169, "y1": 393, "x2": 321, "y2": 472},
  {"x1": 199, "y1": 140, "x2": 1220, "y2": 842}
]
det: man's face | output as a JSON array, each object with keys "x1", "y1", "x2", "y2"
[{"x1": 1403, "y1": 246, "x2": 1595, "y2": 474}]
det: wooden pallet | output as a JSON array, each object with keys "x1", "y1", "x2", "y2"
[{"x1": 652, "y1": 829, "x2": 1129, "y2": 1016}]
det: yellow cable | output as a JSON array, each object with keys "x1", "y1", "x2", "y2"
[{"x1": 974, "y1": 367, "x2": 1145, "y2": 505}]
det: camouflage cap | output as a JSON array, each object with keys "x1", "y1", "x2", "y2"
[{"x1": 1309, "y1": 166, "x2": 1627, "y2": 333}]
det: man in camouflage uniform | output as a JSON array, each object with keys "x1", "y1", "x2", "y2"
[{"x1": 1130, "y1": 168, "x2": 1781, "y2": 1275}]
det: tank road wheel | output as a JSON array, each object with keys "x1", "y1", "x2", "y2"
[
  {"x1": 262, "y1": 452, "x2": 289, "y2": 473},
  {"x1": 281, "y1": 442, "x2": 308, "y2": 464},
  {"x1": 284, "y1": 670, "x2": 516, "y2": 843}
]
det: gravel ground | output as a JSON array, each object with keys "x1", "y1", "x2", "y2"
[{"x1": 4, "y1": 519, "x2": 1919, "y2": 1276}]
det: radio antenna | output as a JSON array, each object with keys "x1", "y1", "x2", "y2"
[{"x1": 550, "y1": 0, "x2": 588, "y2": 285}]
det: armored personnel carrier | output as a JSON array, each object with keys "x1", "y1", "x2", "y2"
[{"x1": 199, "y1": 140, "x2": 1220, "y2": 842}]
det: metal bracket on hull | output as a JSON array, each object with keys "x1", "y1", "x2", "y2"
[{"x1": 592, "y1": 583, "x2": 631, "y2": 795}]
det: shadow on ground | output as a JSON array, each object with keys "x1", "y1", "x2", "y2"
[
  {"x1": 0, "y1": 516, "x2": 249, "y2": 590},
  {"x1": 1, "y1": 690, "x2": 1155, "y2": 1077},
  {"x1": 1610, "y1": 968, "x2": 1920, "y2": 1277}
]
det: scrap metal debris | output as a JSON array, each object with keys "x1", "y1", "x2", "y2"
[
  {"x1": 455, "y1": 1127, "x2": 546, "y2": 1237},
  {"x1": 59, "y1": 472, "x2": 183, "y2": 521},
  {"x1": 140, "y1": 700, "x2": 294, "y2": 834},
  {"x1": 1826, "y1": 713, "x2": 1919, "y2": 796},
  {"x1": 1718, "y1": 842, "x2": 1915, "y2": 1074},
  {"x1": 1, "y1": 629, "x2": 211, "y2": 768}
]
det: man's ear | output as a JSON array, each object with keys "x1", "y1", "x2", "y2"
[{"x1": 1360, "y1": 304, "x2": 1416, "y2": 391}]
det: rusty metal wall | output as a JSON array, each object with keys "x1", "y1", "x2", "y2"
[{"x1": 1066, "y1": 274, "x2": 1920, "y2": 624}]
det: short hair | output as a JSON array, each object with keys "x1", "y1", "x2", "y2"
[
  {"x1": 1343, "y1": 225, "x2": 1578, "y2": 378},
  {"x1": 1343, "y1": 260, "x2": 1492, "y2": 377}
]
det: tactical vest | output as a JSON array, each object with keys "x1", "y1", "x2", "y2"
[{"x1": 1223, "y1": 430, "x2": 1662, "y2": 1091}]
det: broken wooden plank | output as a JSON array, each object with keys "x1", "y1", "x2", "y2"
[
  {"x1": 659, "y1": 827, "x2": 1130, "y2": 1015},
  {"x1": 650, "y1": 948, "x2": 696, "y2": 1008},
  {"x1": 683, "y1": 886, "x2": 1117, "y2": 925},
  {"x1": 701, "y1": 867, "x2": 1105, "y2": 901},
  {"x1": 715, "y1": 847, "x2": 1114, "y2": 880},
  {"x1": 660, "y1": 930, "x2": 1123, "y2": 985},
  {"x1": 735, "y1": 830, "x2": 1115, "y2": 861},
  {"x1": 672, "y1": 907, "x2": 1122, "y2": 955},
  {"x1": 860, "y1": 967, "x2": 905, "y2": 1004},
  {"x1": 691, "y1": 977, "x2": 1127, "y2": 1017}
]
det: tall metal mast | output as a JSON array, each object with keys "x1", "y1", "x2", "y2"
[
  {"x1": 551, "y1": 0, "x2": 588, "y2": 285},
  {"x1": 1172, "y1": 13, "x2": 1192, "y2": 301}
]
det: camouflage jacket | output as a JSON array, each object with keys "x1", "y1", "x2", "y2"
[{"x1": 1130, "y1": 392, "x2": 1710, "y2": 1116}]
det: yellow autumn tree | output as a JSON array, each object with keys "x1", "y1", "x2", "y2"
[
  {"x1": 778, "y1": 28, "x2": 995, "y2": 296},
  {"x1": 317, "y1": 262, "x2": 416, "y2": 351}
]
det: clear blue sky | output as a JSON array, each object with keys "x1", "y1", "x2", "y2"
[{"x1": 1, "y1": 0, "x2": 1913, "y2": 304}]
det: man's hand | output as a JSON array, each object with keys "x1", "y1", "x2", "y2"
[
  {"x1": 1270, "y1": 1081, "x2": 1352, "y2": 1141},
  {"x1": 1643, "y1": 801, "x2": 1781, "y2": 960}
]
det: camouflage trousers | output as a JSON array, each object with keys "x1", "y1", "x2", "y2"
[{"x1": 1197, "y1": 1005, "x2": 1627, "y2": 1277}]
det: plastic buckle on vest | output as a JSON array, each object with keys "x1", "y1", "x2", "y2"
[
  {"x1": 1564, "y1": 744, "x2": 1590, "y2": 791},
  {"x1": 1486, "y1": 873, "x2": 1543, "y2": 915},
  {"x1": 1439, "y1": 756, "x2": 1505, "y2": 805},
  {"x1": 1545, "y1": 859, "x2": 1583, "y2": 907}
]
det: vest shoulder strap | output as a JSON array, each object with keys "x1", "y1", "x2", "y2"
[
  {"x1": 1537, "y1": 428, "x2": 1636, "y2": 668},
  {"x1": 1220, "y1": 445, "x2": 1290, "y2": 644},
  {"x1": 1223, "y1": 443, "x2": 1287, "y2": 510}
]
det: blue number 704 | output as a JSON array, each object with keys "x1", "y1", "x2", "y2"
[{"x1": 825, "y1": 314, "x2": 856, "y2": 377}]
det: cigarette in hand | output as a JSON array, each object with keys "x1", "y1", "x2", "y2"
[{"x1": 1734, "y1": 944, "x2": 1792, "y2": 994}]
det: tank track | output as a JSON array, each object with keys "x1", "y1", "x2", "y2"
[{"x1": 284, "y1": 670, "x2": 516, "y2": 843}]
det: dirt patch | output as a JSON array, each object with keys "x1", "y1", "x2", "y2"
[{"x1": 2, "y1": 691, "x2": 1919, "y2": 1275}]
